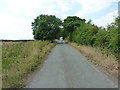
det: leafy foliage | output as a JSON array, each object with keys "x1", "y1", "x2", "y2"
[
  {"x1": 32, "y1": 15, "x2": 62, "y2": 40},
  {"x1": 63, "y1": 16, "x2": 86, "y2": 33},
  {"x1": 63, "y1": 16, "x2": 86, "y2": 40}
]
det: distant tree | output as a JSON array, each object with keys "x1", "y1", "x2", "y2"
[
  {"x1": 32, "y1": 15, "x2": 62, "y2": 40},
  {"x1": 63, "y1": 16, "x2": 86, "y2": 33},
  {"x1": 87, "y1": 19, "x2": 92, "y2": 24}
]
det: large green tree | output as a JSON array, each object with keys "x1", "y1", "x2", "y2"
[
  {"x1": 63, "y1": 16, "x2": 86, "y2": 40},
  {"x1": 63, "y1": 16, "x2": 86, "y2": 32},
  {"x1": 32, "y1": 15, "x2": 62, "y2": 40}
]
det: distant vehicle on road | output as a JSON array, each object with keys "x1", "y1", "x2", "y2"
[
  {"x1": 59, "y1": 37, "x2": 64, "y2": 44},
  {"x1": 60, "y1": 37, "x2": 63, "y2": 41}
]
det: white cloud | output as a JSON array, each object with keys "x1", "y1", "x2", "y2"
[
  {"x1": 74, "y1": 0, "x2": 118, "y2": 18},
  {"x1": 93, "y1": 10, "x2": 118, "y2": 27},
  {"x1": 0, "y1": 13, "x2": 33, "y2": 39}
]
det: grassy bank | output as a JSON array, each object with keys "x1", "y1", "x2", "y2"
[
  {"x1": 2, "y1": 40, "x2": 55, "y2": 88},
  {"x1": 70, "y1": 42, "x2": 118, "y2": 78}
]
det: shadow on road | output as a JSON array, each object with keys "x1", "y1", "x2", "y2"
[{"x1": 57, "y1": 42, "x2": 68, "y2": 44}]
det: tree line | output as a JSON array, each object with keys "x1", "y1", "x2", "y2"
[{"x1": 32, "y1": 14, "x2": 119, "y2": 59}]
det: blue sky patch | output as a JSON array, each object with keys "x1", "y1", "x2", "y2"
[{"x1": 86, "y1": 2, "x2": 117, "y2": 20}]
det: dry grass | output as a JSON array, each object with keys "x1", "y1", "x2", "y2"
[
  {"x1": 70, "y1": 42, "x2": 118, "y2": 78},
  {"x1": 2, "y1": 41, "x2": 55, "y2": 88}
]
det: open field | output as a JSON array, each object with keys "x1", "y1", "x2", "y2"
[
  {"x1": 2, "y1": 40, "x2": 55, "y2": 88},
  {"x1": 70, "y1": 42, "x2": 118, "y2": 78},
  {"x1": 1, "y1": 40, "x2": 34, "y2": 45}
]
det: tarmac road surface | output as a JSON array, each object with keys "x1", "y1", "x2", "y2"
[{"x1": 26, "y1": 44, "x2": 118, "y2": 88}]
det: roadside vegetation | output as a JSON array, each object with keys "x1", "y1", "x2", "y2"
[
  {"x1": 63, "y1": 16, "x2": 119, "y2": 59},
  {"x1": 2, "y1": 41, "x2": 55, "y2": 88}
]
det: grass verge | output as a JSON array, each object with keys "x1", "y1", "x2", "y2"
[
  {"x1": 70, "y1": 42, "x2": 118, "y2": 78},
  {"x1": 2, "y1": 40, "x2": 55, "y2": 88}
]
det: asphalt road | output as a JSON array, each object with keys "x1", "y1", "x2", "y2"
[{"x1": 26, "y1": 44, "x2": 118, "y2": 88}]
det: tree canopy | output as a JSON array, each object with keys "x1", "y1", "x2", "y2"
[
  {"x1": 63, "y1": 16, "x2": 86, "y2": 33},
  {"x1": 63, "y1": 16, "x2": 86, "y2": 40},
  {"x1": 32, "y1": 15, "x2": 62, "y2": 40}
]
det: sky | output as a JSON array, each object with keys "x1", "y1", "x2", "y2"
[{"x1": 0, "y1": 0, "x2": 118, "y2": 40}]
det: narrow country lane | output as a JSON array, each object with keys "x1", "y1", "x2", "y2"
[{"x1": 26, "y1": 44, "x2": 118, "y2": 88}]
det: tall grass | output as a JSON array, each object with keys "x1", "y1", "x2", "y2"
[{"x1": 2, "y1": 40, "x2": 55, "y2": 88}]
